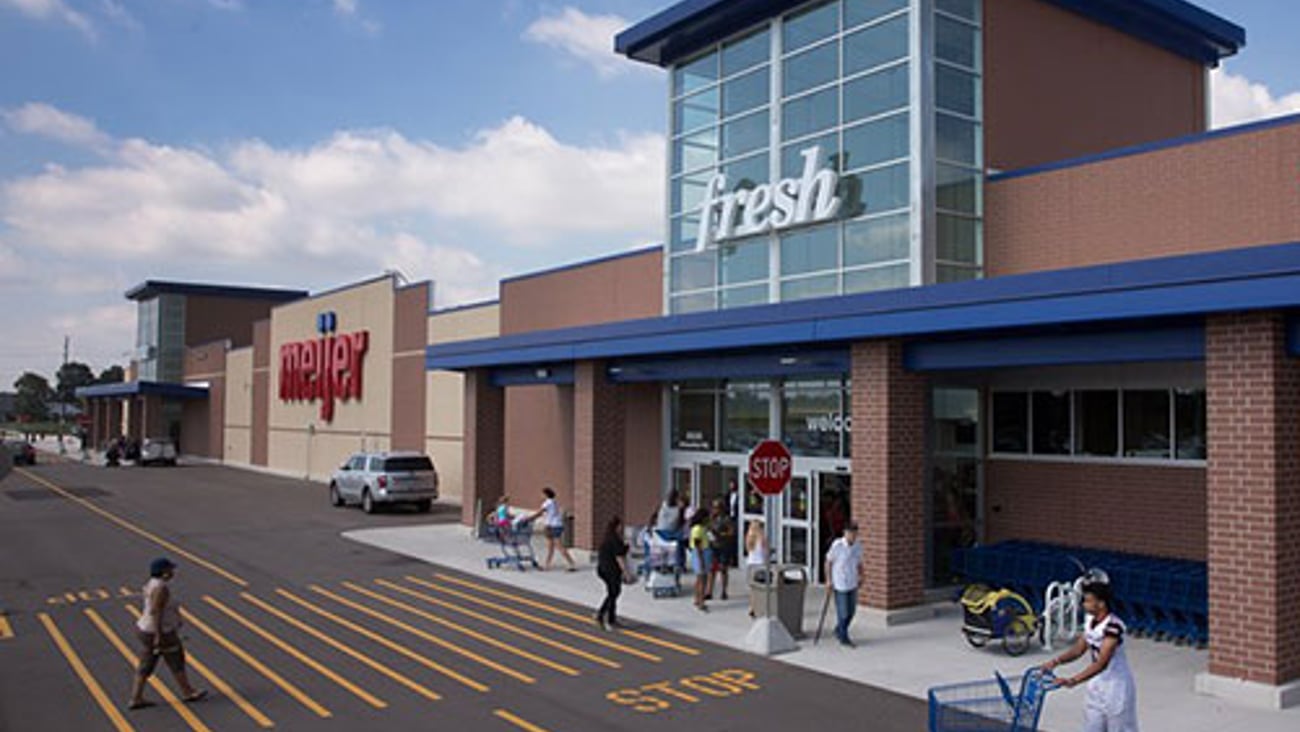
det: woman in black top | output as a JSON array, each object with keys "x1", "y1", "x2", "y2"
[{"x1": 595, "y1": 516, "x2": 630, "y2": 631}]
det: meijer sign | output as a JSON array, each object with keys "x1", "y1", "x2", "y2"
[{"x1": 696, "y1": 145, "x2": 842, "y2": 251}]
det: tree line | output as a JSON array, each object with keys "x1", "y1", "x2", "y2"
[{"x1": 8, "y1": 363, "x2": 125, "y2": 423}]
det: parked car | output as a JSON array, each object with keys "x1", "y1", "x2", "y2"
[
  {"x1": 330, "y1": 452, "x2": 438, "y2": 514},
  {"x1": 139, "y1": 438, "x2": 177, "y2": 467},
  {"x1": 3, "y1": 439, "x2": 36, "y2": 466}
]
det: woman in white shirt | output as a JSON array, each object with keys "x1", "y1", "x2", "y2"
[
  {"x1": 129, "y1": 558, "x2": 206, "y2": 710},
  {"x1": 1042, "y1": 582, "x2": 1140, "y2": 732},
  {"x1": 528, "y1": 487, "x2": 576, "y2": 571}
]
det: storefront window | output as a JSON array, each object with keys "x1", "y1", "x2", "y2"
[
  {"x1": 844, "y1": 213, "x2": 909, "y2": 267},
  {"x1": 721, "y1": 239, "x2": 769, "y2": 285},
  {"x1": 671, "y1": 384, "x2": 718, "y2": 451},
  {"x1": 843, "y1": 263, "x2": 909, "y2": 293},
  {"x1": 931, "y1": 387, "x2": 980, "y2": 587},
  {"x1": 842, "y1": 13, "x2": 908, "y2": 75},
  {"x1": 846, "y1": 0, "x2": 908, "y2": 28},
  {"x1": 783, "y1": 0, "x2": 839, "y2": 53},
  {"x1": 723, "y1": 68, "x2": 769, "y2": 117},
  {"x1": 1074, "y1": 390, "x2": 1118, "y2": 457},
  {"x1": 991, "y1": 391, "x2": 1028, "y2": 453},
  {"x1": 783, "y1": 86, "x2": 839, "y2": 141},
  {"x1": 842, "y1": 112, "x2": 909, "y2": 171},
  {"x1": 783, "y1": 41, "x2": 839, "y2": 97},
  {"x1": 1123, "y1": 390, "x2": 1171, "y2": 459},
  {"x1": 722, "y1": 28, "x2": 770, "y2": 76},
  {"x1": 843, "y1": 62, "x2": 908, "y2": 123},
  {"x1": 1031, "y1": 391, "x2": 1070, "y2": 455},
  {"x1": 1174, "y1": 389, "x2": 1207, "y2": 460},
  {"x1": 782, "y1": 378, "x2": 847, "y2": 457},
  {"x1": 722, "y1": 380, "x2": 771, "y2": 452},
  {"x1": 673, "y1": 51, "x2": 718, "y2": 96}
]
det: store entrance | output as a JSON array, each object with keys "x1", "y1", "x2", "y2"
[{"x1": 773, "y1": 469, "x2": 852, "y2": 583}]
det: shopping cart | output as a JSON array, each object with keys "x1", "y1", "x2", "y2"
[
  {"x1": 928, "y1": 668, "x2": 1056, "y2": 732},
  {"x1": 641, "y1": 530, "x2": 682, "y2": 598},
  {"x1": 483, "y1": 514, "x2": 540, "y2": 571}
]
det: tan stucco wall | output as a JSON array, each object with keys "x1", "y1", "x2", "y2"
[
  {"x1": 223, "y1": 347, "x2": 254, "y2": 466},
  {"x1": 268, "y1": 277, "x2": 397, "y2": 482},
  {"x1": 427, "y1": 302, "x2": 500, "y2": 504}
]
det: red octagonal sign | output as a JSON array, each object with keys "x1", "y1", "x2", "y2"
[{"x1": 749, "y1": 439, "x2": 793, "y2": 496}]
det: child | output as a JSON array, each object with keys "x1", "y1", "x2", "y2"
[{"x1": 1041, "y1": 582, "x2": 1139, "y2": 732}]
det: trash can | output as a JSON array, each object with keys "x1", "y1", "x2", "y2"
[{"x1": 748, "y1": 564, "x2": 808, "y2": 638}]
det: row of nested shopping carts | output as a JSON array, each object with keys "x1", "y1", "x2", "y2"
[{"x1": 953, "y1": 540, "x2": 1208, "y2": 646}]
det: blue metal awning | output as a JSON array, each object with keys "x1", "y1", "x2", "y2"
[
  {"x1": 428, "y1": 241, "x2": 1300, "y2": 374},
  {"x1": 615, "y1": 0, "x2": 1244, "y2": 68},
  {"x1": 76, "y1": 381, "x2": 209, "y2": 400}
]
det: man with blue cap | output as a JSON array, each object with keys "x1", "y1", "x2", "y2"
[{"x1": 128, "y1": 557, "x2": 206, "y2": 710}]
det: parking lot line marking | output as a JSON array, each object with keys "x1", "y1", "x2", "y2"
[
  {"x1": 341, "y1": 582, "x2": 577, "y2": 677},
  {"x1": 83, "y1": 608, "x2": 214, "y2": 732},
  {"x1": 179, "y1": 607, "x2": 332, "y2": 718},
  {"x1": 275, "y1": 589, "x2": 488, "y2": 694},
  {"x1": 412, "y1": 577, "x2": 662, "y2": 663},
  {"x1": 310, "y1": 585, "x2": 536, "y2": 685},
  {"x1": 431, "y1": 573, "x2": 699, "y2": 656},
  {"x1": 240, "y1": 592, "x2": 442, "y2": 704},
  {"x1": 202, "y1": 596, "x2": 387, "y2": 709},
  {"x1": 0, "y1": 614, "x2": 12, "y2": 640},
  {"x1": 376, "y1": 579, "x2": 621, "y2": 670},
  {"x1": 124, "y1": 604, "x2": 275, "y2": 729},
  {"x1": 38, "y1": 613, "x2": 137, "y2": 732},
  {"x1": 16, "y1": 468, "x2": 248, "y2": 588},
  {"x1": 493, "y1": 708, "x2": 553, "y2": 732}
]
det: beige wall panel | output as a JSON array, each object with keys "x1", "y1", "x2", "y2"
[
  {"x1": 223, "y1": 347, "x2": 254, "y2": 465},
  {"x1": 269, "y1": 277, "x2": 396, "y2": 480}
]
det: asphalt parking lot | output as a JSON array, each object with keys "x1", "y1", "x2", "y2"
[{"x1": 0, "y1": 459, "x2": 927, "y2": 731}]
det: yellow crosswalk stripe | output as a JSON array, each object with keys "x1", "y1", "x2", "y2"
[
  {"x1": 310, "y1": 585, "x2": 536, "y2": 685},
  {"x1": 240, "y1": 592, "x2": 442, "y2": 703},
  {"x1": 413, "y1": 576, "x2": 662, "y2": 662},
  {"x1": 433, "y1": 572, "x2": 699, "y2": 656},
  {"x1": 341, "y1": 582, "x2": 578, "y2": 677},
  {"x1": 0, "y1": 614, "x2": 13, "y2": 640},
  {"x1": 38, "y1": 613, "x2": 137, "y2": 732},
  {"x1": 275, "y1": 588, "x2": 488, "y2": 693},
  {"x1": 494, "y1": 708, "x2": 554, "y2": 732},
  {"x1": 83, "y1": 608, "x2": 213, "y2": 732},
  {"x1": 202, "y1": 596, "x2": 387, "y2": 709},
  {"x1": 375, "y1": 579, "x2": 621, "y2": 670},
  {"x1": 124, "y1": 604, "x2": 274, "y2": 728},
  {"x1": 179, "y1": 607, "x2": 332, "y2": 718},
  {"x1": 16, "y1": 469, "x2": 247, "y2": 587}
]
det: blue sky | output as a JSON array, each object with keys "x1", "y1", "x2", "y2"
[{"x1": 0, "y1": 0, "x2": 1298, "y2": 385}]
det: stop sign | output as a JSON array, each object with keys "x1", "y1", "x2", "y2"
[{"x1": 748, "y1": 439, "x2": 793, "y2": 496}]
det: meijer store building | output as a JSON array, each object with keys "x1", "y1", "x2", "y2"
[{"x1": 81, "y1": 0, "x2": 1300, "y2": 708}]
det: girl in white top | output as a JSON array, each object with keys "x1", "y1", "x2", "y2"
[
  {"x1": 1042, "y1": 582, "x2": 1140, "y2": 732},
  {"x1": 744, "y1": 519, "x2": 768, "y2": 567},
  {"x1": 129, "y1": 558, "x2": 206, "y2": 710},
  {"x1": 528, "y1": 487, "x2": 576, "y2": 571}
]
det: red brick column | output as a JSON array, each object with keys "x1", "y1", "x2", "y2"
[
  {"x1": 850, "y1": 340, "x2": 928, "y2": 611},
  {"x1": 461, "y1": 369, "x2": 505, "y2": 527},
  {"x1": 1206, "y1": 312, "x2": 1300, "y2": 689},
  {"x1": 573, "y1": 360, "x2": 625, "y2": 550}
]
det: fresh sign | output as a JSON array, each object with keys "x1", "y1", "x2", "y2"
[{"x1": 695, "y1": 145, "x2": 842, "y2": 251}]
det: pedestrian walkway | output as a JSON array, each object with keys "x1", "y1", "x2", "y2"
[{"x1": 346, "y1": 524, "x2": 1300, "y2": 732}]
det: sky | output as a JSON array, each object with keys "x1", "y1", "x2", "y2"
[{"x1": 1, "y1": 0, "x2": 1299, "y2": 387}]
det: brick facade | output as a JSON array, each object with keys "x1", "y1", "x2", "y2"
[
  {"x1": 1206, "y1": 312, "x2": 1300, "y2": 687},
  {"x1": 850, "y1": 340, "x2": 927, "y2": 610},
  {"x1": 986, "y1": 460, "x2": 1207, "y2": 561},
  {"x1": 461, "y1": 369, "x2": 505, "y2": 527},
  {"x1": 573, "y1": 361, "x2": 626, "y2": 550}
]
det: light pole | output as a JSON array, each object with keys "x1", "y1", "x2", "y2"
[{"x1": 58, "y1": 336, "x2": 68, "y2": 456}]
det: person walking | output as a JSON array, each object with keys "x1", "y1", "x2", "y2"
[
  {"x1": 688, "y1": 510, "x2": 712, "y2": 612},
  {"x1": 527, "y1": 487, "x2": 576, "y2": 572},
  {"x1": 128, "y1": 558, "x2": 206, "y2": 710},
  {"x1": 708, "y1": 498, "x2": 736, "y2": 600},
  {"x1": 595, "y1": 516, "x2": 632, "y2": 631},
  {"x1": 824, "y1": 521, "x2": 862, "y2": 647},
  {"x1": 1041, "y1": 582, "x2": 1140, "y2": 732}
]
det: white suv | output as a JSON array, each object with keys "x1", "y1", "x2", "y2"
[{"x1": 330, "y1": 452, "x2": 438, "y2": 514}]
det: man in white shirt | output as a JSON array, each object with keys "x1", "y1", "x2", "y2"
[{"x1": 824, "y1": 521, "x2": 862, "y2": 647}]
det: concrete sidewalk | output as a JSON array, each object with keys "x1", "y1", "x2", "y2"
[{"x1": 345, "y1": 523, "x2": 1300, "y2": 732}]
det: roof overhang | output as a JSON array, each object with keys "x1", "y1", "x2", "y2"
[
  {"x1": 76, "y1": 381, "x2": 209, "y2": 400},
  {"x1": 428, "y1": 241, "x2": 1300, "y2": 372},
  {"x1": 125, "y1": 280, "x2": 307, "y2": 303},
  {"x1": 615, "y1": 0, "x2": 1244, "y2": 68}
]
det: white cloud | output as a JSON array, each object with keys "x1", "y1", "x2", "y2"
[
  {"x1": 333, "y1": 0, "x2": 357, "y2": 15},
  {"x1": 3, "y1": 103, "x2": 113, "y2": 152},
  {"x1": 0, "y1": 0, "x2": 96, "y2": 40},
  {"x1": 332, "y1": 0, "x2": 380, "y2": 35},
  {"x1": 207, "y1": 0, "x2": 242, "y2": 11},
  {"x1": 1211, "y1": 68, "x2": 1300, "y2": 129},
  {"x1": 524, "y1": 6, "x2": 636, "y2": 79},
  {"x1": 99, "y1": 0, "x2": 141, "y2": 31},
  {"x1": 0, "y1": 103, "x2": 662, "y2": 374}
]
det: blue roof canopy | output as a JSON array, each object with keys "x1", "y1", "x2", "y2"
[
  {"x1": 428, "y1": 241, "x2": 1300, "y2": 372},
  {"x1": 615, "y1": 0, "x2": 1244, "y2": 67},
  {"x1": 77, "y1": 381, "x2": 209, "y2": 400}
]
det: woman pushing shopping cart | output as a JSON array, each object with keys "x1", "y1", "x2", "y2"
[{"x1": 1040, "y1": 581, "x2": 1140, "y2": 732}]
